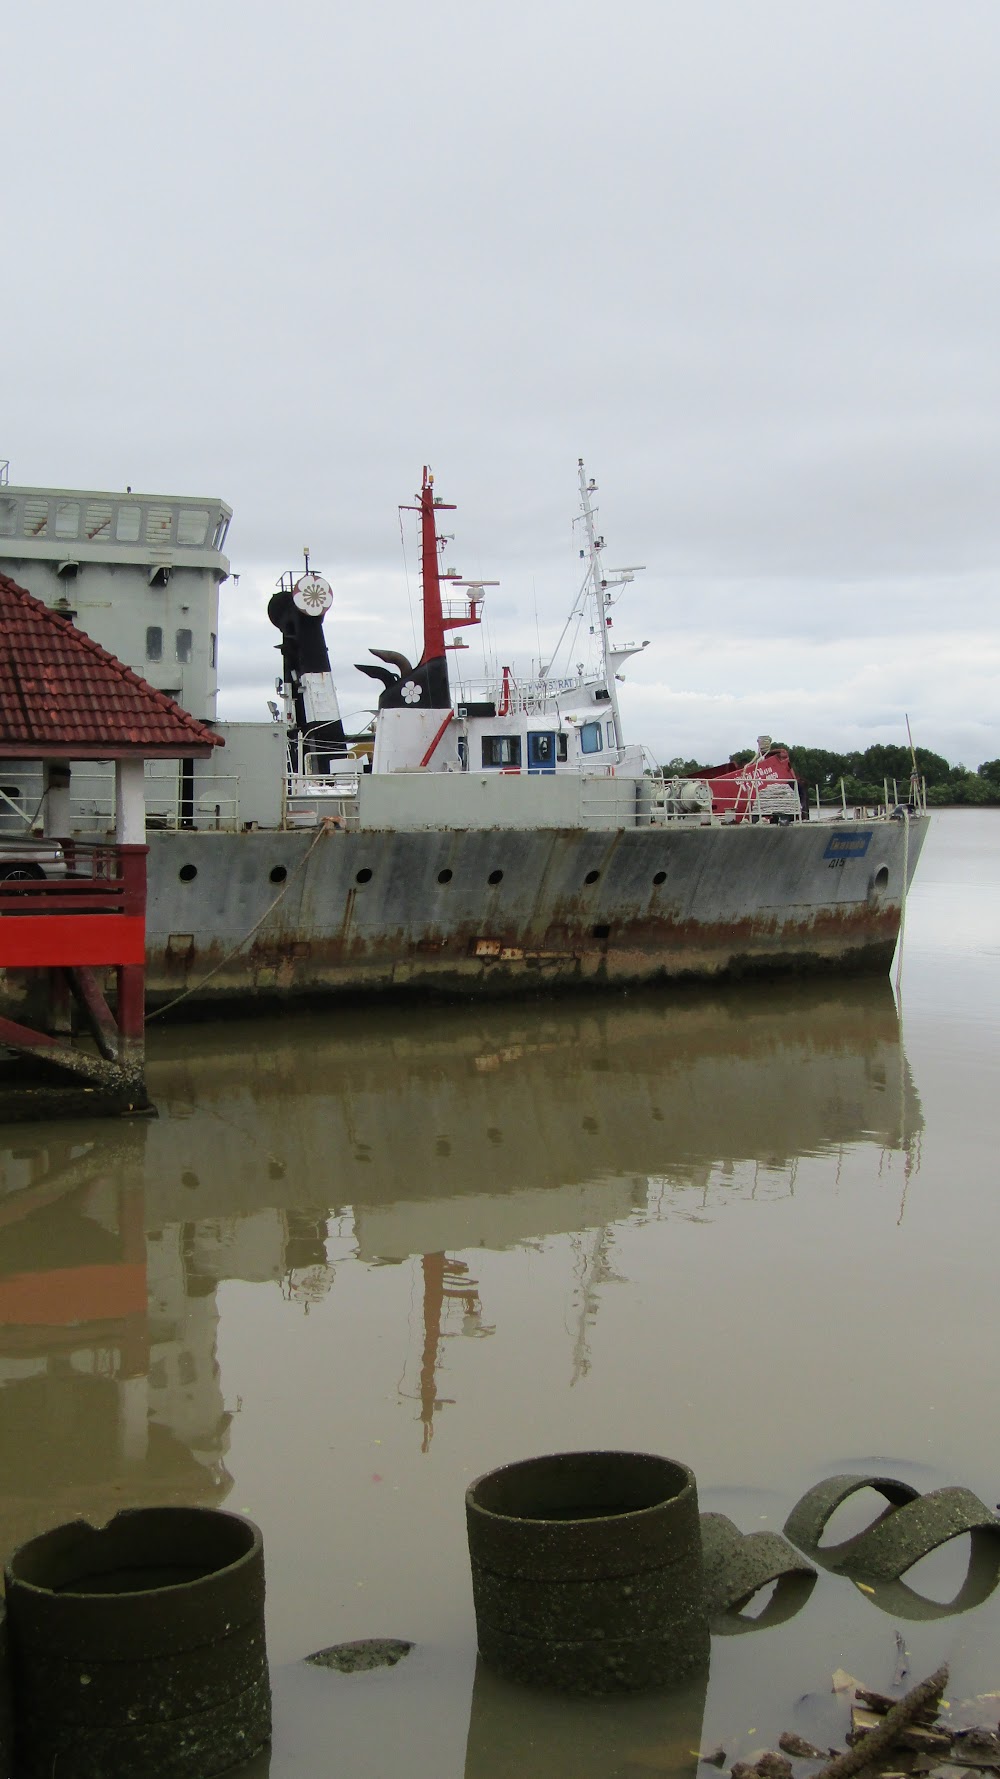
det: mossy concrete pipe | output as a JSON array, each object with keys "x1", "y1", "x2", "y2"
[
  {"x1": 466, "y1": 1451, "x2": 709, "y2": 1693},
  {"x1": 4, "y1": 1506, "x2": 270, "y2": 1779}
]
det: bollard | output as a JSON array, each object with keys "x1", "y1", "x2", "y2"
[
  {"x1": 466, "y1": 1451, "x2": 709, "y2": 1694},
  {"x1": 5, "y1": 1506, "x2": 271, "y2": 1779}
]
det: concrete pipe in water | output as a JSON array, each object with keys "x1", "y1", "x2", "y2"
[
  {"x1": 466, "y1": 1451, "x2": 709, "y2": 1693},
  {"x1": 5, "y1": 1506, "x2": 270, "y2": 1779}
]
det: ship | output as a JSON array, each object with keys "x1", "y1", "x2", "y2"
[{"x1": 0, "y1": 459, "x2": 927, "y2": 1011}]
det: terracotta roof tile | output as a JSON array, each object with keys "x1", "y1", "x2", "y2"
[{"x1": 0, "y1": 572, "x2": 223, "y2": 757}]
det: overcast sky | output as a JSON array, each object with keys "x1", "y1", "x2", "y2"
[{"x1": 6, "y1": 1, "x2": 999, "y2": 766}]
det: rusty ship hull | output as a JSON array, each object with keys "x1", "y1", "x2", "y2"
[{"x1": 142, "y1": 813, "x2": 926, "y2": 1011}]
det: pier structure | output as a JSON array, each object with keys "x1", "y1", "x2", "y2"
[{"x1": 0, "y1": 572, "x2": 222, "y2": 1119}]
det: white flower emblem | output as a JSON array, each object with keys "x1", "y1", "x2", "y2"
[{"x1": 400, "y1": 680, "x2": 422, "y2": 705}]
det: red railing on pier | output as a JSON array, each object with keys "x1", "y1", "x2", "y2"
[{"x1": 0, "y1": 844, "x2": 147, "y2": 967}]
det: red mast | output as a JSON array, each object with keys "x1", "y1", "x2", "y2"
[
  {"x1": 402, "y1": 467, "x2": 485, "y2": 670},
  {"x1": 417, "y1": 467, "x2": 450, "y2": 665}
]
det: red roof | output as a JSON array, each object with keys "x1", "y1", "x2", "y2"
[{"x1": 0, "y1": 572, "x2": 224, "y2": 758}]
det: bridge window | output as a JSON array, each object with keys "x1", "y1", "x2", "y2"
[
  {"x1": 116, "y1": 505, "x2": 141, "y2": 542},
  {"x1": 54, "y1": 500, "x2": 80, "y2": 540},
  {"x1": 23, "y1": 499, "x2": 49, "y2": 537},
  {"x1": 580, "y1": 721, "x2": 603, "y2": 754},
  {"x1": 175, "y1": 628, "x2": 193, "y2": 665},
  {"x1": 482, "y1": 735, "x2": 521, "y2": 768},
  {"x1": 146, "y1": 626, "x2": 163, "y2": 662},
  {"x1": 213, "y1": 513, "x2": 230, "y2": 550},
  {"x1": 145, "y1": 507, "x2": 174, "y2": 546},
  {"x1": 85, "y1": 502, "x2": 113, "y2": 540},
  {"x1": 0, "y1": 497, "x2": 16, "y2": 538},
  {"x1": 606, "y1": 720, "x2": 616, "y2": 748},
  {"x1": 177, "y1": 508, "x2": 210, "y2": 546}
]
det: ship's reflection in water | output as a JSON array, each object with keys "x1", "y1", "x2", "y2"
[
  {"x1": 0, "y1": 979, "x2": 927, "y2": 1775},
  {"x1": 0, "y1": 980, "x2": 920, "y2": 1529}
]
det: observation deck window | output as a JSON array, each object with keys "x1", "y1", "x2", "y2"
[
  {"x1": 23, "y1": 499, "x2": 48, "y2": 537},
  {"x1": 0, "y1": 497, "x2": 17, "y2": 538},
  {"x1": 54, "y1": 500, "x2": 80, "y2": 540},
  {"x1": 116, "y1": 505, "x2": 141, "y2": 542},
  {"x1": 85, "y1": 502, "x2": 113, "y2": 540},
  {"x1": 175, "y1": 628, "x2": 193, "y2": 665},
  {"x1": 146, "y1": 626, "x2": 163, "y2": 662},
  {"x1": 145, "y1": 507, "x2": 174, "y2": 546},
  {"x1": 177, "y1": 508, "x2": 210, "y2": 546}
]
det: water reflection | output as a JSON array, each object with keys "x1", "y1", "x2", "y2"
[
  {"x1": 0, "y1": 979, "x2": 921, "y2": 1564},
  {"x1": 464, "y1": 1658, "x2": 709, "y2": 1779}
]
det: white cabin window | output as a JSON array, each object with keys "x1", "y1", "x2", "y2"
[
  {"x1": 606, "y1": 720, "x2": 616, "y2": 748},
  {"x1": 482, "y1": 735, "x2": 522, "y2": 768},
  {"x1": 557, "y1": 733, "x2": 568, "y2": 762},
  {"x1": 580, "y1": 721, "x2": 603, "y2": 754},
  {"x1": 0, "y1": 497, "x2": 17, "y2": 538},
  {"x1": 146, "y1": 626, "x2": 163, "y2": 662},
  {"x1": 213, "y1": 514, "x2": 230, "y2": 550},
  {"x1": 54, "y1": 500, "x2": 80, "y2": 540},
  {"x1": 177, "y1": 508, "x2": 210, "y2": 546},
  {"x1": 116, "y1": 505, "x2": 141, "y2": 542},
  {"x1": 175, "y1": 628, "x2": 193, "y2": 665}
]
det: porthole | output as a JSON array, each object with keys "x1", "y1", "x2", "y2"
[
  {"x1": 584, "y1": 869, "x2": 600, "y2": 885},
  {"x1": 355, "y1": 867, "x2": 373, "y2": 884},
  {"x1": 874, "y1": 866, "x2": 889, "y2": 890},
  {"x1": 178, "y1": 863, "x2": 198, "y2": 882},
  {"x1": 488, "y1": 868, "x2": 504, "y2": 885},
  {"x1": 652, "y1": 870, "x2": 667, "y2": 886},
  {"x1": 437, "y1": 868, "x2": 453, "y2": 884},
  {"x1": 593, "y1": 923, "x2": 611, "y2": 939},
  {"x1": 269, "y1": 865, "x2": 288, "y2": 885}
]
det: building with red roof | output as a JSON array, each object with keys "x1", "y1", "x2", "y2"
[{"x1": 0, "y1": 572, "x2": 223, "y2": 1119}]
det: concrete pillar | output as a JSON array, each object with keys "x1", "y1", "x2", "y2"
[
  {"x1": 115, "y1": 757, "x2": 146, "y2": 843},
  {"x1": 43, "y1": 761, "x2": 72, "y2": 838}
]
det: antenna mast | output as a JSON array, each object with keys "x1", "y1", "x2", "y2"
[{"x1": 577, "y1": 460, "x2": 625, "y2": 746}]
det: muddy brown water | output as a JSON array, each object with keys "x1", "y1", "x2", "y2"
[{"x1": 1, "y1": 809, "x2": 998, "y2": 1777}]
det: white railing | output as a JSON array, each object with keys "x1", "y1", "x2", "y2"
[
  {"x1": 68, "y1": 764, "x2": 242, "y2": 831},
  {"x1": 283, "y1": 770, "x2": 361, "y2": 830}
]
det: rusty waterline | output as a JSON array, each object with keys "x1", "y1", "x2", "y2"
[{"x1": 465, "y1": 1451, "x2": 709, "y2": 1694}]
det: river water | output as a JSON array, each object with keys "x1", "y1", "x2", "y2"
[{"x1": 1, "y1": 808, "x2": 998, "y2": 1776}]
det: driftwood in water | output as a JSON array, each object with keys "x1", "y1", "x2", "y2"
[{"x1": 811, "y1": 1665, "x2": 948, "y2": 1779}]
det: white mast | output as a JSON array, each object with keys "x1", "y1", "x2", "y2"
[{"x1": 576, "y1": 460, "x2": 645, "y2": 750}]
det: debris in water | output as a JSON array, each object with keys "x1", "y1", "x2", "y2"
[
  {"x1": 833, "y1": 1671, "x2": 864, "y2": 1695},
  {"x1": 949, "y1": 1727, "x2": 1000, "y2": 1768},
  {"x1": 811, "y1": 1664, "x2": 949, "y2": 1779},
  {"x1": 779, "y1": 1732, "x2": 827, "y2": 1760},
  {"x1": 305, "y1": 1638, "x2": 414, "y2": 1673}
]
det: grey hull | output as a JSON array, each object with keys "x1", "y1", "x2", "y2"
[{"x1": 143, "y1": 816, "x2": 927, "y2": 1011}]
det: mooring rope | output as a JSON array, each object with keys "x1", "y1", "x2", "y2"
[{"x1": 146, "y1": 823, "x2": 328, "y2": 1021}]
